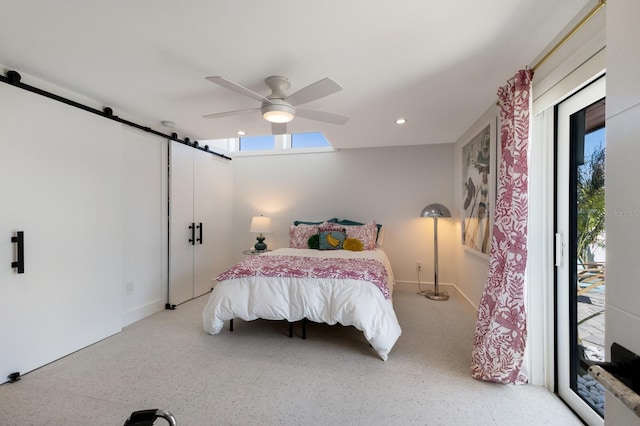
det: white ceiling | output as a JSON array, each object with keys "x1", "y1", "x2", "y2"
[{"x1": 0, "y1": 0, "x2": 590, "y2": 150}]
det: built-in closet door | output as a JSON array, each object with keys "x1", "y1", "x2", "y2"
[
  {"x1": 0, "y1": 83, "x2": 123, "y2": 383},
  {"x1": 202, "y1": 152, "x2": 234, "y2": 291},
  {"x1": 169, "y1": 141, "x2": 226, "y2": 305},
  {"x1": 192, "y1": 151, "x2": 218, "y2": 297},
  {"x1": 169, "y1": 141, "x2": 195, "y2": 305}
]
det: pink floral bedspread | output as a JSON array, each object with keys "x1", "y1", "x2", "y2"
[{"x1": 217, "y1": 255, "x2": 390, "y2": 299}]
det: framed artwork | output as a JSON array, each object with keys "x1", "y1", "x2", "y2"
[{"x1": 461, "y1": 122, "x2": 495, "y2": 257}]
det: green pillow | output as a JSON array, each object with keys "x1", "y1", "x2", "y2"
[{"x1": 307, "y1": 234, "x2": 320, "y2": 249}]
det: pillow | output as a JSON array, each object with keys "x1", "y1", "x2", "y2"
[
  {"x1": 293, "y1": 218, "x2": 338, "y2": 226},
  {"x1": 289, "y1": 224, "x2": 319, "y2": 248},
  {"x1": 343, "y1": 221, "x2": 378, "y2": 250},
  {"x1": 375, "y1": 225, "x2": 385, "y2": 247},
  {"x1": 337, "y1": 219, "x2": 383, "y2": 242},
  {"x1": 336, "y1": 219, "x2": 366, "y2": 226},
  {"x1": 318, "y1": 230, "x2": 346, "y2": 250},
  {"x1": 307, "y1": 234, "x2": 320, "y2": 249},
  {"x1": 343, "y1": 237, "x2": 364, "y2": 251},
  {"x1": 318, "y1": 222, "x2": 347, "y2": 233}
]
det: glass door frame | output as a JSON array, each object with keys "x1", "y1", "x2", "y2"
[{"x1": 555, "y1": 75, "x2": 605, "y2": 425}]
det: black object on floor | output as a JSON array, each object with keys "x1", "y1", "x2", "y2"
[
  {"x1": 123, "y1": 409, "x2": 176, "y2": 426},
  {"x1": 577, "y1": 295, "x2": 592, "y2": 304}
]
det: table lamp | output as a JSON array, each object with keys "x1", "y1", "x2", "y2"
[{"x1": 250, "y1": 215, "x2": 271, "y2": 252}]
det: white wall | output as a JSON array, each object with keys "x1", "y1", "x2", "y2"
[
  {"x1": 231, "y1": 145, "x2": 456, "y2": 291},
  {"x1": 604, "y1": 1, "x2": 640, "y2": 423},
  {"x1": 122, "y1": 127, "x2": 168, "y2": 326},
  {"x1": 452, "y1": 106, "x2": 498, "y2": 308}
]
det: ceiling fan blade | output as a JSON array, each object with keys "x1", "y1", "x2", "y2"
[
  {"x1": 206, "y1": 76, "x2": 272, "y2": 104},
  {"x1": 296, "y1": 109, "x2": 350, "y2": 125},
  {"x1": 271, "y1": 122, "x2": 287, "y2": 135},
  {"x1": 285, "y1": 77, "x2": 342, "y2": 106},
  {"x1": 202, "y1": 108, "x2": 260, "y2": 119}
]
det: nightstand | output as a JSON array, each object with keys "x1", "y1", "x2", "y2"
[{"x1": 242, "y1": 249, "x2": 272, "y2": 255}]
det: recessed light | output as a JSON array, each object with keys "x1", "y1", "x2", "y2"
[
  {"x1": 395, "y1": 118, "x2": 407, "y2": 125},
  {"x1": 237, "y1": 130, "x2": 246, "y2": 136}
]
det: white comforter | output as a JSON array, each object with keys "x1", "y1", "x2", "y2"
[{"x1": 202, "y1": 248, "x2": 402, "y2": 360}]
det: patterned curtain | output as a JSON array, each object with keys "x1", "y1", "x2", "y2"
[{"x1": 471, "y1": 69, "x2": 533, "y2": 384}]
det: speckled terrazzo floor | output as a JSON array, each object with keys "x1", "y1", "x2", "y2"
[{"x1": 0, "y1": 290, "x2": 583, "y2": 426}]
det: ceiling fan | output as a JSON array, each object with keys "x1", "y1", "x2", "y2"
[{"x1": 203, "y1": 75, "x2": 349, "y2": 135}]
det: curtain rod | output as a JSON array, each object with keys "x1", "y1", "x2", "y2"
[
  {"x1": 0, "y1": 70, "x2": 232, "y2": 161},
  {"x1": 531, "y1": 0, "x2": 606, "y2": 73}
]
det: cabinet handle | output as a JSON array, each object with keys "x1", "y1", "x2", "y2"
[
  {"x1": 188, "y1": 223, "x2": 195, "y2": 245},
  {"x1": 197, "y1": 222, "x2": 203, "y2": 244},
  {"x1": 11, "y1": 231, "x2": 25, "y2": 274}
]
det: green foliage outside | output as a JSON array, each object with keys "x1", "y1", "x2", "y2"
[{"x1": 577, "y1": 145, "x2": 605, "y2": 265}]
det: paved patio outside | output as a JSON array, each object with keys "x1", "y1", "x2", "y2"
[
  {"x1": 577, "y1": 282, "x2": 606, "y2": 416},
  {"x1": 578, "y1": 284, "x2": 605, "y2": 361}
]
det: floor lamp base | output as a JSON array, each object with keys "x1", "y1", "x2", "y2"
[{"x1": 420, "y1": 290, "x2": 449, "y2": 301}]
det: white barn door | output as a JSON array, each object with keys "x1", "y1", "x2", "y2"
[{"x1": 0, "y1": 83, "x2": 123, "y2": 383}]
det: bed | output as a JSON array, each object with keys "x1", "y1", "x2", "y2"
[{"x1": 202, "y1": 220, "x2": 402, "y2": 361}]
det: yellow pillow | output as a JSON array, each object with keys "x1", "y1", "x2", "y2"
[{"x1": 343, "y1": 238, "x2": 364, "y2": 251}]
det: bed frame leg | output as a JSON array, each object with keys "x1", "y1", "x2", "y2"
[
  {"x1": 229, "y1": 319, "x2": 234, "y2": 332},
  {"x1": 288, "y1": 321, "x2": 293, "y2": 338},
  {"x1": 302, "y1": 318, "x2": 307, "y2": 340}
]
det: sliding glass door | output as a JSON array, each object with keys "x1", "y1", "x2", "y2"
[{"x1": 556, "y1": 76, "x2": 606, "y2": 425}]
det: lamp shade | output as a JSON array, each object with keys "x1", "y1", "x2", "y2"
[
  {"x1": 250, "y1": 216, "x2": 272, "y2": 233},
  {"x1": 420, "y1": 203, "x2": 451, "y2": 218}
]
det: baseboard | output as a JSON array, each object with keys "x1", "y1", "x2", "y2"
[
  {"x1": 394, "y1": 280, "x2": 478, "y2": 315},
  {"x1": 122, "y1": 299, "x2": 165, "y2": 327}
]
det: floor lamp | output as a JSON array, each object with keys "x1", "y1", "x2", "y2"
[{"x1": 419, "y1": 203, "x2": 451, "y2": 301}]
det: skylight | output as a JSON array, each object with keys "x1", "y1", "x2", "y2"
[{"x1": 201, "y1": 132, "x2": 333, "y2": 156}]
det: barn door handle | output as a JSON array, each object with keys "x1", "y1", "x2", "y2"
[
  {"x1": 196, "y1": 222, "x2": 203, "y2": 244},
  {"x1": 188, "y1": 223, "x2": 195, "y2": 245},
  {"x1": 11, "y1": 231, "x2": 25, "y2": 274}
]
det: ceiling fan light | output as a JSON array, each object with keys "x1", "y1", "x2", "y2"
[
  {"x1": 263, "y1": 110, "x2": 294, "y2": 123},
  {"x1": 262, "y1": 104, "x2": 295, "y2": 123}
]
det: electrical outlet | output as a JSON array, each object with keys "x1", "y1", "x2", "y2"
[
  {"x1": 416, "y1": 261, "x2": 423, "y2": 272},
  {"x1": 125, "y1": 281, "x2": 134, "y2": 295}
]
